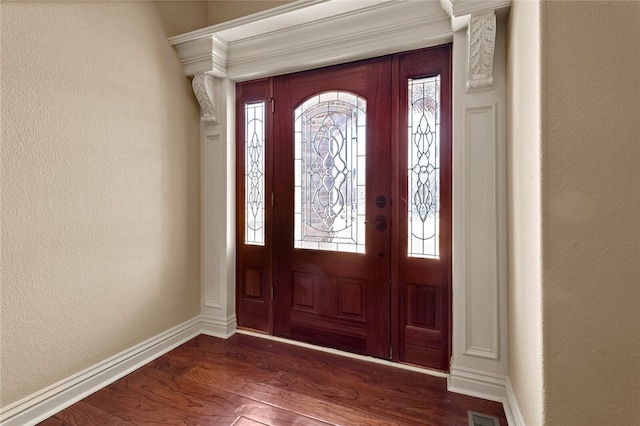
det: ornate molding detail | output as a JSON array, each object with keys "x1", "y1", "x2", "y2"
[
  {"x1": 467, "y1": 11, "x2": 496, "y2": 91},
  {"x1": 192, "y1": 74, "x2": 217, "y2": 123}
]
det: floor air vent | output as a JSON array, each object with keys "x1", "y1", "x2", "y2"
[{"x1": 468, "y1": 411, "x2": 500, "y2": 426}]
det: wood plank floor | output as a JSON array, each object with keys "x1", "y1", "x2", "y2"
[{"x1": 39, "y1": 334, "x2": 507, "y2": 425}]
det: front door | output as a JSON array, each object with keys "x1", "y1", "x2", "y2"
[
  {"x1": 236, "y1": 45, "x2": 452, "y2": 370},
  {"x1": 271, "y1": 57, "x2": 393, "y2": 359}
]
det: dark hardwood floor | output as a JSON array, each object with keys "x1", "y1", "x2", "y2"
[{"x1": 39, "y1": 333, "x2": 507, "y2": 425}]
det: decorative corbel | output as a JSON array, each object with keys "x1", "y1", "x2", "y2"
[
  {"x1": 192, "y1": 74, "x2": 217, "y2": 123},
  {"x1": 467, "y1": 11, "x2": 496, "y2": 92}
]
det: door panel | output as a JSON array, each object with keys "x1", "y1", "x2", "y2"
[
  {"x1": 272, "y1": 58, "x2": 392, "y2": 359},
  {"x1": 235, "y1": 80, "x2": 273, "y2": 333},
  {"x1": 392, "y1": 46, "x2": 452, "y2": 369}
]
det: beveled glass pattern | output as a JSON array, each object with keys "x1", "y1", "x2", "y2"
[
  {"x1": 408, "y1": 76, "x2": 440, "y2": 259},
  {"x1": 245, "y1": 102, "x2": 265, "y2": 246},
  {"x1": 294, "y1": 92, "x2": 366, "y2": 253}
]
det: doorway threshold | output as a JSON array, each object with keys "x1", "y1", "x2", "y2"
[{"x1": 235, "y1": 328, "x2": 449, "y2": 379}]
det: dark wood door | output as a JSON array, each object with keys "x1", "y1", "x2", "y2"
[
  {"x1": 236, "y1": 45, "x2": 452, "y2": 370},
  {"x1": 271, "y1": 58, "x2": 393, "y2": 359}
]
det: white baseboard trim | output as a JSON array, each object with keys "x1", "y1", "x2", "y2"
[
  {"x1": 448, "y1": 365, "x2": 521, "y2": 426},
  {"x1": 0, "y1": 316, "x2": 202, "y2": 426},
  {"x1": 199, "y1": 314, "x2": 237, "y2": 338},
  {"x1": 448, "y1": 365, "x2": 508, "y2": 402},
  {"x1": 2, "y1": 317, "x2": 523, "y2": 426},
  {"x1": 505, "y1": 377, "x2": 526, "y2": 426}
]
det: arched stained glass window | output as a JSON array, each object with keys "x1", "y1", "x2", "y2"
[{"x1": 293, "y1": 91, "x2": 366, "y2": 253}]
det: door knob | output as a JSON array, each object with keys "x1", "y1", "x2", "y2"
[{"x1": 375, "y1": 215, "x2": 387, "y2": 231}]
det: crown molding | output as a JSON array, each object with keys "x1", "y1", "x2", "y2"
[
  {"x1": 226, "y1": 12, "x2": 452, "y2": 81},
  {"x1": 170, "y1": 0, "x2": 454, "y2": 82},
  {"x1": 168, "y1": 0, "x2": 329, "y2": 46},
  {"x1": 441, "y1": 0, "x2": 511, "y2": 18},
  {"x1": 174, "y1": 34, "x2": 227, "y2": 78},
  {"x1": 170, "y1": 0, "x2": 511, "y2": 88}
]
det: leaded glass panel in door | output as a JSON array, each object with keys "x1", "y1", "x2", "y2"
[
  {"x1": 244, "y1": 101, "x2": 265, "y2": 246},
  {"x1": 293, "y1": 91, "x2": 366, "y2": 253},
  {"x1": 408, "y1": 76, "x2": 440, "y2": 259}
]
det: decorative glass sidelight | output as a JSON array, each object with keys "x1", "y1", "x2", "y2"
[
  {"x1": 244, "y1": 101, "x2": 265, "y2": 246},
  {"x1": 408, "y1": 76, "x2": 441, "y2": 259},
  {"x1": 294, "y1": 92, "x2": 367, "y2": 253}
]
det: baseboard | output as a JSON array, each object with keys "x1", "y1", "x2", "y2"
[
  {"x1": 505, "y1": 377, "x2": 526, "y2": 426},
  {"x1": 0, "y1": 317, "x2": 202, "y2": 426},
  {"x1": 2, "y1": 317, "x2": 524, "y2": 426},
  {"x1": 448, "y1": 365, "x2": 508, "y2": 402},
  {"x1": 448, "y1": 365, "x2": 521, "y2": 425},
  {"x1": 199, "y1": 314, "x2": 237, "y2": 338}
]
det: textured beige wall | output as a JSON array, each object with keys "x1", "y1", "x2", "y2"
[
  {"x1": 509, "y1": 1, "x2": 639, "y2": 424},
  {"x1": 1, "y1": 1, "x2": 202, "y2": 407},
  {"x1": 207, "y1": 0, "x2": 292, "y2": 25},
  {"x1": 156, "y1": 1, "x2": 209, "y2": 37},
  {"x1": 540, "y1": 1, "x2": 640, "y2": 424},
  {"x1": 506, "y1": 1, "x2": 544, "y2": 424}
]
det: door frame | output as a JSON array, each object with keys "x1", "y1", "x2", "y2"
[
  {"x1": 235, "y1": 49, "x2": 453, "y2": 369},
  {"x1": 170, "y1": 0, "x2": 508, "y2": 402}
]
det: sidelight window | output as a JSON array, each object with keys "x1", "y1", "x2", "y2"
[
  {"x1": 244, "y1": 101, "x2": 266, "y2": 246},
  {"x1": 408, "y1": 76, "x2": 441, "y2": 259}
]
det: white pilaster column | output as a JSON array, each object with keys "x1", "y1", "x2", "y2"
[
  {"x1": 171, "y1": 32, "x2": 235, "y2": 337},
  {"x1": 447, "y1": 5, "x2": 509, "y2": 408},
  {"x1": 193, "y1": 73, "x2": 237, "y2": 337}
]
